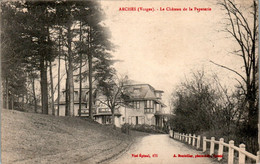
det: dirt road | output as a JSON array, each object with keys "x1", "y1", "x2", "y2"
[{"x1": 110, "y1": 134, "x2": 218, "y2": 164}]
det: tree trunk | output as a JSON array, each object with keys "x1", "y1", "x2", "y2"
[
  {"x1": 40, "y1": 56, "x2": 48, "y2": 114},
  {"x1": 25, "y1": 76, "x2": 29, "y2": 104},
  {"x1": 6, "y1": 77, "x2": 9, "y2": 109},
  {"x1": 79, "y1": 21, "x2": 83, "y2": 117},
  {"x1": 112, "y1": 107, "x2": 115, "y2": 128},
  {"x1": 65, "y1": 77, "x2": 69, "y2": 116},
  {"x1": 32, "y1": 77, "x2": 37, "y2": 113},
  {"x1": 49, "y1": 61, "x2": 55, "y2": 115},
  {"x1": 67, "y1": 25, "x2": 74, "y2": 116},
  {"x1": 57, "y1": 28, "x2": 62, "y2": 116},
  {"x1": 11, "y1": 95, "x2": 14, "y2": 110},
  {"x1": 64, "y1": 54, "x2": 69, "y2": 116},
  {"x1": 88, "y1": 27, "x2": 93, "y2": 119}
]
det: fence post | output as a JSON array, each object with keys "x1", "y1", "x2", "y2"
[
  {"x1": 203, "y1": 136, "x2": 206, "y2": 152},
  {"x1": 179, "y1": 133, "x2": 181, "y2": 140},
  {"x1": 256, "y1": 151, "x2": 260, "y2": 164},
  {"x1": 185, "y1": 134, "x2": 188, "y2": 142},
  {"x1": 228, "y1": 140, "x2": 234, "y2": 164},
  {"x1": 182, "y1": 133, "x2": 184, "y2": 141},
  {"x1": 188, "y1": 134, "x2": 192, "y2": 144},
  {"x1": 197, "y1": 135, "x2": 201, "y2": 149},
  {"x1": 170, "y1": 130, "x2": 173, "y2": 138},
  {"x1": 218, "y1": 138, "x2": 224, "y2": 161},
  {"x1": 238, "y1": 144, "x2": 245, "y2": 164},
  {"x1": 210, "y1": 137, "x2": 215, "y2": 155},
  {"x1": 192, "y1": 134, "x2": 196, "y2": 146}
]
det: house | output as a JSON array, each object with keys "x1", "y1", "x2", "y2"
[
  {"x1": 54, "y1": 88, "x2": 96, "y2": 116},
  {"x1": 54, "y1": 83, "x2": 167, "y2": 128},
  {"x1": 93, "y1": 84, "x2": 167, "y2": 127}
]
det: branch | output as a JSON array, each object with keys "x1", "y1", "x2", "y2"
[
  {"x1": 96, "y1": 98, "x2": 110, "y2": 108},
  {"x1": 226, "y1": 0, "x2": 253, "y2": 39},
  {"x1": 210, "y1": 60, "x2": 246, "y2": 83},
  {"x1": 234, "y1": 78, "x2": 246, "y2": 94}
]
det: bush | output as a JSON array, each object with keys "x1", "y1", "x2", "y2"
[
  {"x1": 128, "y1": 124, "x2": 166, "y2": 134},
  {"x1": 121, "y1": 123, "x2": 130, "y2": 134}
]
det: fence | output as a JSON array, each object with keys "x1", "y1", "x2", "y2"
[{"x1": 169, "y1": 131, "x2": 260, "y2": 164}]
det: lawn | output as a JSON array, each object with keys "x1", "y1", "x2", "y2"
[{"x1": 1, "y1": 109, "x2": 147, "y2": 164}]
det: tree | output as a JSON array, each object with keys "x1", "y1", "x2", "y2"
[
  {"x1": 1, "y1": 1, "x2": 115, "y2": 119},
  {"x1": 19, "y1": 1, "x2": 57, "y2": 114},
  {"x1": 97, "y1": 75, "x2": 130, "y2": 127},
  {"x1": 212, "y1": 0, "x2": 258, "y2": 153},
  {"x1": 1, "y1": 2, "x2": 28, "y2": 110},
  {"x1": 72, "y1": 3, "x2": 114, "y2": 118},
  {"x1": 169, "y1": 70, "x2": 245, "y2": 140}
]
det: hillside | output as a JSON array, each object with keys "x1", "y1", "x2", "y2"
[{"x1": 1, "y1": 109, "x2": 143, "y2": 164}]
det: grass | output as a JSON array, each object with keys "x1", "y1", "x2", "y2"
[{"x1": 1, "y1": 109, "x2": 148, "y2": 164}]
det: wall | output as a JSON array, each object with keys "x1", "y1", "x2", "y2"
[
  {"x1": 55, "y1": 104, "x2": 83, "y2": 116},
  {"x1": 122, "y1": 101, "x2": 156, "y2": 125}
]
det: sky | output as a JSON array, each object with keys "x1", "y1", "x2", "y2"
[{"x1": 99, "y1": 0, "x2": 250, "y2": 112}]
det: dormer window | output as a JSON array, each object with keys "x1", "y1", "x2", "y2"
[{"x1": 133, "y1": 87, "x2": 141, "y2": 94}]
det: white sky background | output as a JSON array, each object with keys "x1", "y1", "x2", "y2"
[{"x1": 99, "y1": 0, "x2": 252, "y2": 112}]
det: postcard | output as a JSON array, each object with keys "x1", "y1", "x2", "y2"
[{"x1": 1, "y1": 0, "x2": 258, "y2": 163}]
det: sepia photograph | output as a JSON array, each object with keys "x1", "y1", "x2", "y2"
[{"x1": 1, "y1": 0, "x2": 259, "y2": 163}]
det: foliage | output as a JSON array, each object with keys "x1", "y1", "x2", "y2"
[
  {"x1": 1, "y1": 1, "x2": 115, "y2": 116},
  {"x1": 126, "y1": 123, "x2": 166, "y2": 134},
  {"x1": 1, "y1": 2, "x2": 28, "y2": 108},
  {"x1": 169, "y1": 68, "x2": 258, "y2": 154},
  {"x1": 121, "y1": 123, "x2": 130, "y2": 134},
  {"x1": 169, "y1": 71, "x2": 241, "y2": 133}
]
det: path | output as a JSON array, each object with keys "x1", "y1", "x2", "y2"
[{"x1": 110, "y1": 134, "x2": 218, "y2": 164}]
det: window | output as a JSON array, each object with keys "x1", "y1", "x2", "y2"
[
  {"x1": 130, "y1": 102, "x2": 134, "y2": 108},
  {"x1": 74, "y1": 91, "x2": 78, "y2": 97},
  {"x1": 144, "y1": 100, "x2": 154, "y2": 113},
  {"x1": 136, "y1": 101, "x2": 140, "y2": 109},
  {"x1": 122, "y1": 117, "x2": 125, "y2": 122},
  {"x1": 102, "y1": 116, "x2": 106, "y2": 124},
  {"x1": 133, "y1": 101, "x2": 140, "y2": 109},
  {"x1": 130, "y1": 101, "x2": 140, "y2": 109},
  {"x1": 145, "y1": 100, "x2": 154, "y2": 108}
]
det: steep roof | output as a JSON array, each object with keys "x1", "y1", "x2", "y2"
[{"x1": 124, "y1": 84, "x2": 165, "y2": 105}]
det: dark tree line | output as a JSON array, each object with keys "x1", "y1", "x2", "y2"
[{"x1": 1, "y1": 1, "x2": 114, "y2": 117}]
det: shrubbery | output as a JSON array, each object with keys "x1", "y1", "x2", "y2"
[
  {"x1": 121, "y1": 123, "x2": 166, "y2": 134},
  {"x1": 121, "y1": 123, "x2": 130, "y2": 134}
]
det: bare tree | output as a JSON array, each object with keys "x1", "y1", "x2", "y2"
[
  {"x1": 211, "y1": 0, "x2": 258, "y2": 153},
  {"x1": 97, "y1": 75, "x2": 130, "y2": 127}
]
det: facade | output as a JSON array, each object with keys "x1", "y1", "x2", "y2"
[
  {"x1": 94, "y1": 84, "x2": 167, "y2": 127},
  {"x1": 54, "y1": 88, "x2": 94, "y2": 116},
  {"x1": 54, "y1": 84, "x2": 167, "y2": 128}
]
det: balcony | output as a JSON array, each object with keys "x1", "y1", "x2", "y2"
[
  {"x1": 98, "y1": 108, "x2": 111, "y2": 114},
  {"x1": 80, "y1": 108, "x2": 96, "y2": 116}
]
